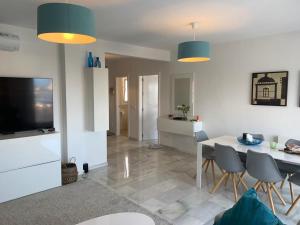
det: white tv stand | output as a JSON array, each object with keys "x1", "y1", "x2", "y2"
[{"x1": 0, "y1": 131, "x2": 61, "y2": 203}]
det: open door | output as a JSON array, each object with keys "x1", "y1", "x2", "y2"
[
  {"x1": 139, "y1": 75, "x2": 159, "y2": 140},
  {"x1": 115, "y1": 76, "x2": 129, "y2": 137}
]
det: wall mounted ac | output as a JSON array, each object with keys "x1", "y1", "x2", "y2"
[{"x1": 0, "y1": 32, "x2": 20, "y2": 52}]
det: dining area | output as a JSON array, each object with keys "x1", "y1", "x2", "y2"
[{"x1": 196, "y1": 132, "x2": 300, "y2": 218}]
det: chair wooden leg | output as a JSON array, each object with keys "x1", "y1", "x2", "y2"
[
  {"x1": 270, "y1": 183, "x2": 286, "y2": 206},
  {"x1": 237, "y1": 171, "x2": 246, "y2": 187},
  {"x1": 211, "y1": 160, "x2": 216, "y2": 184},
  {"x1": 216, "y1": 164, "x2": 224, "y2": 174},
  {"x1": 280, "y1": 177, "x2": 286, "y2": 189},
  {"x1": 238, "y1": 175, "x2": 248, "y2": 191},
  {"x1": 261, "y1": 183, "x2": 267, "y2": 193},
  {"x1": 210, "y1": 173, "x2": 228, "y2": 194},
  {"x1": 289, "y1": 181, "x2": 294, "y2": 203},
  {"x1": 241, "y1": 171, "x2": 246, "y2": 179},
  {"x1": 232, "y1": 174, "x2": 238, "y2": 202},
  {"x1": 253, "y1": 181, "x2": 261, "y2": 191},
  {"x1": 205, "y1": 160, "x2": 211, "y2": 173},
  {"x1": 266, "y1": 183, "x2": 276, "y2": 214},
  {"x1": 202, "y1": 159, "x2": 208, "y2": 168},
  {"x1": 286, "y1": 195, "x2": 300, "y2": 216},
  {"x1": 224, "y1": 173, "x2": 229, "y2": 187},
  {"x1": 255, "y1": 182, "x2": 266, "y2": 193}
]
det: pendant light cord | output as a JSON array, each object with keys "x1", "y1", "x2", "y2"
[
  {"x1": 191, "y1": 22, "x2": 198, "y2": 41},
  {"x1": 193, "y1": 29, "x2": 196, "y2": 41}
]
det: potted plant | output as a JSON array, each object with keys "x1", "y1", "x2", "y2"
[{"x1": 176, "y1": 104, "x2": 190, "y2": 120}]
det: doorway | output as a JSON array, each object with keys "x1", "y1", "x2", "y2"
[
  {"x1": 139, "y1": 75, "x2": 159, "y2": 140},
  {"x1": 116, "y1": 76, "x2": 129, "y2": 137}
]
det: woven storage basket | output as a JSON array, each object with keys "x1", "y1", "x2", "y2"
[{"x1": 61, "y1": 157, "x2": 78, "y2": 185}]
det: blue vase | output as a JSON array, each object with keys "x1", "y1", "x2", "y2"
[
  {"x1": 87, "y1": 52, "x2": 94, "y2": 67},
  {"x1": 94, "y1": 57, "x2": 101, "y2": 68}
]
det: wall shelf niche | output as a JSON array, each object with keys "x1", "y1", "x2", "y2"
[{"x1": 85, "y1": 68, "x2": 109, "y2": 132}]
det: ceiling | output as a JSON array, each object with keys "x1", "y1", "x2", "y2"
[{"x1": 1, "y1": 0, "x2": 300, "y2": 50}]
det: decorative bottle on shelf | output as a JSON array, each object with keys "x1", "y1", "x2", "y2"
[
  {"x1": 94, "y1": 57, "x2": 101, "y2": 68},
  {"x1": 87, "y1": 52, "x2": 94, "y2": 68}
]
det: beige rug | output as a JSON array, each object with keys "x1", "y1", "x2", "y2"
[{"x1": 0, "y1": 179, "x2": 172, "y2": 225}]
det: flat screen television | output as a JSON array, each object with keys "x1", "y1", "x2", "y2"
[{"x1": 0, "y1": 77, "x2": 53, "y2": 134}]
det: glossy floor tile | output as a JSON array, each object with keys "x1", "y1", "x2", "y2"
[{"x1": 89, "y1": 136, "x2": 300, "y2": 225}]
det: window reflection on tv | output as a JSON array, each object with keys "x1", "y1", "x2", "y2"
[{"x1": 0, "y1": 77, "x2": 53, "y2": 134}]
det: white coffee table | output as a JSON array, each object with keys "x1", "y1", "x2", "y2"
[{"x1": 76, "y1": 213, "x2": 155, "y2": 225}]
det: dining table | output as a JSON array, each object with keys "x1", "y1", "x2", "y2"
[{"x1": 196, "y1": 135, "x2": 300, "y2": 188}]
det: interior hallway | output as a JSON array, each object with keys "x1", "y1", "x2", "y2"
[{"x1": 89, "y1": 136, "x2": 300, "y2": 225}]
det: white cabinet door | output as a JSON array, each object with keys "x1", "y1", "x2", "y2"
[{"x1": 141, "y1": 75, "x2": 159, "y2": 140}]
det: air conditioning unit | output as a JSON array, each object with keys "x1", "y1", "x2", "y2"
[{"x1": 0, "y1": 32, "x2": 20, "y2": 52}]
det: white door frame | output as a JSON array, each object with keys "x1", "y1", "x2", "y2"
[
  {"x1": 115, "y1": 76, "x2": 129, "y2": 137},
  {"x1": 138, "y1": 74, "x2": 160, "y2": 141}
]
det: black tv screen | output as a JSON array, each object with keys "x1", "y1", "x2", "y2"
[{"x1": 0, "y1": 77, "x2": 53, "y2": 133}]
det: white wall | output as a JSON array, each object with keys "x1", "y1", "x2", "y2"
[
  {"x1": 106, "y1": 57, "x2": 170, "y2": 139},
  {"x1": 63, "y1": 45, "x2": 107, "y2": 171},
  {"x1": 98, "y1": 40, "x2": 170, "y2": 62},
  {"x1": 168, "y1": 31, "x2": 300, "y2": 141}
]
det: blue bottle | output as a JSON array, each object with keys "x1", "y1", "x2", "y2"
[
  {"x1": 94, "y1": 57, "x2": 101, "y2": 68},
  {"x1": 87, "y1": 52, "x2": 94, "y2": 67}
]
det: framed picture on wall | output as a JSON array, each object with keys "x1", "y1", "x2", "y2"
[{"x1": 251, "y1": 71, "x2": 288, "y2": 106}]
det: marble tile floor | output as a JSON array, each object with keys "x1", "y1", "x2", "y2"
[{"x1": 88, "y1": 136, "x2": 300, "y2": 225}]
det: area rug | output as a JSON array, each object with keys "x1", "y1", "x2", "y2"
[{"x1": 0, "y1": 179, "x2": 172, "y2": 225}]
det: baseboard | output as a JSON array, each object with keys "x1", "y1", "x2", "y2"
[
  {"x1": 128, "y1": 136, "x2": 138, "y2": 141},
  {"x1": 90, "y1": 162, "x2": 108, "y2": 170},
  {"x1": 77, "y1": 162, "x2": 108, "y2": 175},
  {"x1": 107, "y1": 131, "x2": 115, "y2": 136}
]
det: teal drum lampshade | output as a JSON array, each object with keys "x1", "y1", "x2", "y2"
[
  {"x1": 177, "y1": 41, "x2": 210, "y2": 62},
  {"x1": 37, "y1": 3, "x2": 96, "y2": 44}
]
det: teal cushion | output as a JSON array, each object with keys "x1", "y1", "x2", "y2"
[{"x1": 214, "y1": 188, "x2": 285, "y2": 225}]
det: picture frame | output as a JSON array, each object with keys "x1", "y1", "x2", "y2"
[{"x1": 251, "y1": 71, "x2": 288, "y2": 106}]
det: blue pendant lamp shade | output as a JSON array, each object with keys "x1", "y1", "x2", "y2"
[
  {"x1": 177, "y1": 41, "x2": 210, "y2": 62},
  {"x1": 37, "y1": 3, "x2": 96, "y2": 44},
  {"x1": 177, "y1": 22, "x2": 210, "y2": 62}
]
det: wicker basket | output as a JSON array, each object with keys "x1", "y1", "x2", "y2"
[{"x1": 61, "y1": 157, "x2": 78, "y2": 185}]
